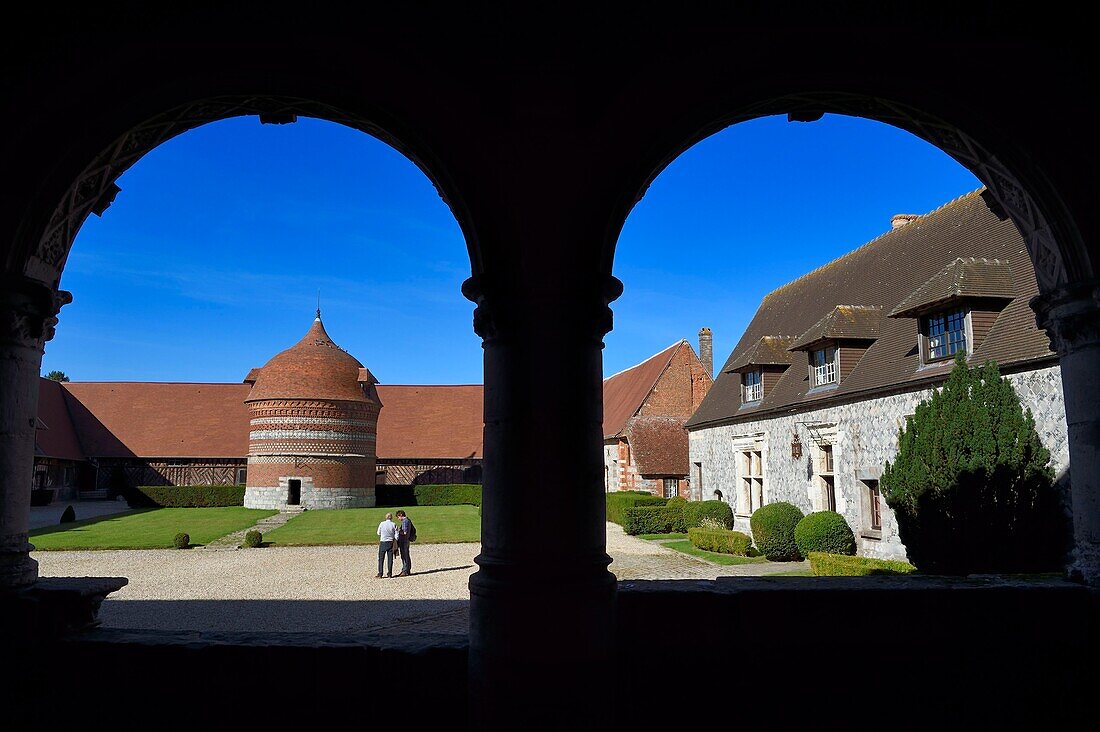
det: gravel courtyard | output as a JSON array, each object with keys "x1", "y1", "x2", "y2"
[{"x1": 34, "y1": 523, "x2": 802, "y2": 634}]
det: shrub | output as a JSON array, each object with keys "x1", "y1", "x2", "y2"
[
  {"x1": 125, "y1": 485, "x2": 245, "y2": 508},
  {"x1": 59, "y1": 505, "x2": 76, "y2": 524},
  {"x1": 750, "y1": 502, "x2": 804, "y2": 561},
  {"x1": 795, "y1": 511, "x2": 856, "y2": 558},
  {"x1": 688, "y1": 527, "x2": 752, "y2": 555},
  {"x1": 882, "y1": 354, "x2": 1071, "y2": 574},
  {"x1": 413, "y1": 484, "x2": 482, "y2": 507},
  {"x1": 623, "y1": 505, "x2": 685, "y2": 535},
  {"x1": 243, "y1": 530, "x2": 262, "y2": 548},
  {"x1": 173, "y1": 532, "x2": 190, "y2": 549},
  {"x1": 683, "y1": 500, "x2": 734, "y2": 530},
  {"x1": 606, "y1": 491, "x2": 667, "y2": 526},
  {"x1": 375, "y1": 485, "x2": 416, "y2": 507},
  {"x1": 809, "y1": 552, "x2": 917, "y2": 576},
  {"x1": 665, "y1": 496, "x2": 687, "y2": 511}
]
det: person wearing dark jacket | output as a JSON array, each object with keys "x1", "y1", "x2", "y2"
[{"x1": 395, "y1": 509, "x2": 413, "y2": 576}]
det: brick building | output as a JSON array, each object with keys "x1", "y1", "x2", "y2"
[
  {"x1": 686, "y1": 190, "x2": 1069, "y2": 559},
  {"x1": 603, "y1": 336, "x2": 713, "y2": 498},
  {"x1": 30, "y1": 315, "x2": 484, "y2": 502}
]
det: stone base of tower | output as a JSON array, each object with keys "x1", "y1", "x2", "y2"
[{"x1": 244, "y1": 481, "x2": 375, "y2": 510}]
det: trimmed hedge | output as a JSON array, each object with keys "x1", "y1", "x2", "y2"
[
  {"x1": 606, "y1": 491, "x2": 667, "y2": 526},
  {"x1": 809, "y1": 552, "x2": 917, "y2": 576},
  {"x1": 126, "y1": 485, "x2": 245, "y2": 508},
  {"x1": 623, "y1": 505, "x2": 685, "y2": 535},
  {"x1": 173, "y1": 532, "x2": 190, "y2": 549},
  {"x1": 794, "y1": 511, "x2": 856, "y2": 557},
  {"x1": 688, "y1": 527, "x2": 752, "y2": 555},
  {"x1": 243, "y1": 530, "x2": 263, "y2": 548},
  {"x1": 376, "y1": 484, "x2": 482, "y2": 507},
  {"x1": 750, "y1": 502, "x2": 805, "y2": 561},
  {"x1": 683, "y1": 500, "x2": 734, "y2": 530}
]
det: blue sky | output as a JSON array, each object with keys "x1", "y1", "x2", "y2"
[{"x1": 44, "y1": 115, "x2": 979, "y2": 384}]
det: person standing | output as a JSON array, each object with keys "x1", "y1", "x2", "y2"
[
  {"x1": 376, "y1": 512, "x2": 397, "y2": 578},
  {"x1": 395, "y1": 509, "x2": 414, "y2": 576}
]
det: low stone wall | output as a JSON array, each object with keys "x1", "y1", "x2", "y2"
[{"x1": 244, "y1": 483, "x2": 375, "y2": 509}]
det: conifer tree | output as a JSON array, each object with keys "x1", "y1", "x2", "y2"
[{"x1": 882, "y1": 352, "x2": 1069, "y2": 574}]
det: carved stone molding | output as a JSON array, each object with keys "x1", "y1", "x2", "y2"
[
  {"x1": 647, "y1": 92, "x2": 1079, "y2": 294},
  {"x1": 0, "y1": 275, "x2": 71, "y2": 348},
  {"x1": 462, "y1": 273, "x2": 624, "y2": 345},
  {"x1": 31, "y1": 96, "x2": 457, "y2": 285},
  {"x1": 1031, "y1": 278, "x2": 1100, "y2": 357}
]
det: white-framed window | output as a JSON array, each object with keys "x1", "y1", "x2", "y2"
[
  {"x1": 863, "y1": 479, "x2": 882, "y2": 532},
  {"x1": 923, "y1": 307, "x2": 968, "y2": 362},
  {"x1": 738, "y1": 448, "x2": 764, "y2": 516},
  {"x1": 741, "y1": 369, "x2": 762, "y2": 403},
  {"x1": 663, "y1": 478, "x2": 679, "y2": 498},
  {"x1": 236, "y1": 467, "x2": 247, "y2": 485},
  {"x1": 810, "y1": 346, "x2": 837, "y2": 387}
]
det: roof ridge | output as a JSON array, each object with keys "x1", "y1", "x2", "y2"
[
  {"x1": 603, "y1": 340, "x2": 682, "y2": 381},
  {"x1": 762, "y1": 187, "x2": 987, "y2": 306}
]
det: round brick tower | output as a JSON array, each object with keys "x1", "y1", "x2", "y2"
[{"x1": 243, "y1": 312, "x2": 381, "y2": 510}]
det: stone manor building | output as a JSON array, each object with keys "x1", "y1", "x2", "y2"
[{"x1": 686, "y1": 190, "x2": 1070, "y2": 559}]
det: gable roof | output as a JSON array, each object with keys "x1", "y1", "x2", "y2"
[
  {"x1": 53, "y1": 380, "x2": 485, "y2": 461},
  {"x1": 35, "y1": 379, "x2": 85, "y2": 460},
  {"x1": 726, "y1": 336, "x2": 795, "y2": 372},
  {"x1": 789, "y1": 305, "x2": 883, "y2": 351},
  {"x1": 624, "y1": 415, "x2": 689, "y2": 475},
  {"x1": 888, "y1": 257, "x2": 1015, "y2": 318},
  {"x1": 602, "y1": 341, "x2": 682, "y2": 439},
  {"x1": 687, "y1": 189, "x2": 1055, "y2": 430}
]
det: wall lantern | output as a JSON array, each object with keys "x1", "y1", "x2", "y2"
[{"x1": 791, "y1": 431, "x2": 803, "y2": 459}]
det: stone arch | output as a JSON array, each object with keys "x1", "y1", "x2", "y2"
[
  {"x1": 613, "y1": 92, "x2": 1089, "y2": 295},
  {"x1": 21, "y1": 95, "x2": 479, "y2": 289}
]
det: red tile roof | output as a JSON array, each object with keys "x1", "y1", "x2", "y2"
[
  {"x1": 624, "y1": 416, "x2": 688, "y2": 475},
  {"x1": 52, "y1": 380, "x2": 485, "y2": 461},
  {"x1": 602, "y1": 342, "x2": 683, "y2": 439},
  {"x1": 35, "y1": 379, "x2": 85, "y2": 460}
]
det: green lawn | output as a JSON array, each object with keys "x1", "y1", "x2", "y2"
[
  {"x1": 30, "y1": 507, "x2": 276, "y2": 550},
  {"x1": 638, "y1": 533, "x2": 688, "y2": 541},
  {"x1": 264, "y1": 505, "x2": 481, "y2": 546},
  {"x1": 660, "y1": 539, "x2": 769, "y2": 566}
]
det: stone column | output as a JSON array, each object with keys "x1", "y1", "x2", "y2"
[
  {"x1": 1033, "y1": 279, "x2": 1100, "y2": 585},
  {"x1": 464, "y1": 272, "x2": 622, "y2": 730},
  {"x1": 0, "y1": 276, "x2": 70, "y2": 590}
]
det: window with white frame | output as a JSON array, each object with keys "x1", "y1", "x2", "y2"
[
  {"x1": 923, "y1": 307, "x2": 968, "y2": 362},
  {"x1": 810, "y1": 346, "x2": 837, "y2": 387},
  {"x1": 236, "y1": 467, "x2": 247, "y2": 485},
  {"x1": 663, "y1": 478, "x2": 679, "y2": 498},
  {"x1": 863, "y1": 479, "x2": 882, "y2": 533},
  {"x1": 817, "y1": 443, "x2": 836, "y2": 512},
  {"x1": 741, "y1": 369, "x2": 762, "y2": 403},
  {"x1": 738, "y1": 448, "x2": 764, "y2": 515}
]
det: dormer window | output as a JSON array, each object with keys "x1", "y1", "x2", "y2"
[
  {"x1": 810, "y1": 346, "x2": 837, "y2": 387},
  {"x1": 923, "y1": 307, "x2": 968, "y2": 362},
  {"x1": 741, "y1": 369, "x2": 762, "y2": 403}
]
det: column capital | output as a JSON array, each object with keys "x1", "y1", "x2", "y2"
[
  {"x1": 461, "y1": 272, "x2": 623, "y2": 344},
  {"x1": 1031, "y1": 278, "x2": 1100, "y2": 357},
  {"x1": 0, "y1": 275, "x2": 72, "y2": 348}
]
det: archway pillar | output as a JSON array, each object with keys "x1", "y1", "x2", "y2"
[
  {"x1": 0, "y1": 276, "x2": 70, "y2": 590},
  {"x1": 464, "y1": 271, "x2": 622, "y2": 729},
  {"x1": 1033, "y1": 279, "x2": 1100, "y2": 585}
]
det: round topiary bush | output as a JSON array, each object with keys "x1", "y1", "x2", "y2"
[
  {"x1": 243, "y1": 530, "x2": 262, "y2": 548},
  {"x1": 173, "y1": 532, "x2": 190, "y2": 549},
  {"x1": 59, "y1": 505, "x2": 76, "y2": 524},
  {"x1": 795, "y1": 511, "x2": 856, "y2": 557},
  {"x1": 684, "y1": 500, "x2": 734, "y2": 530},
  {"x1": 749, "y1": 502, "x2": 804, "y2": 560}
]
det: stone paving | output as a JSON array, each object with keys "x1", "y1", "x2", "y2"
[
  {"x1": 33, "y1": 522, "x2": 807, "y2": 634},
  {"x1": 198, "y1": 508, "x2": 301, "y2": 551}
]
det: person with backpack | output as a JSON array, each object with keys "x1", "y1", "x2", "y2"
[{"x1": 395, "y1": 509, "x2": 416, "y2": 576}]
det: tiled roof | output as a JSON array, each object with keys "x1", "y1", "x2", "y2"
[
  {"x1": 54, "y1": 380, "x2": 485, "y2": 461},
  {"x1": 624, "y1": 415, "x2": 688, "y2": 475},
  {"x1": 373, "y1": 385, "x2": 483, "y2": 459},
  {"x1": 725, "y1": 336, "x2": 795, "y2": 372},
  {"x1": 687, "y1": 189, "x2": 1056, "y2": 430},
  {"x1": 602, "y1": 341, "x2": 682, "y2": 439},
  {"x1": 246, "y1": 317, "x2": 377, "y2": 404},
  {"x1": 35, "y1": 379, "x2": 85, "y2": 460},
  {"x1": 888, "y1": 257, "x2": 1015, "y2": 318},
  {"x1": 789, "y1": 306, "x2": 883, "y2": 351}
]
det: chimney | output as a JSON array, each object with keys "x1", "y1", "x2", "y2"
[
  {"x1": 698, "y1": 327, "x2": 713, "y2": 378},
  {"x1": 891, "y1": 214, "x2": 919, "y2": 229}
]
